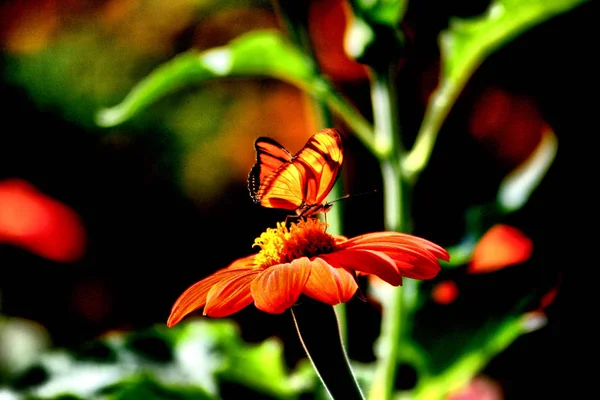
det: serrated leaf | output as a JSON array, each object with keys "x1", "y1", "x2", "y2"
[{"x1": 96, "y1": 30, "x2": 325, "y2": 127}]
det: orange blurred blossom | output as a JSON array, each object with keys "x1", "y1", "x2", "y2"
[
  {"x1": 431, "y1": 280, "x2": 459, "y2": 305},
  {"x1": 468, "y1": 224, "x2": 533, "y2": 273},
  {"x1": 447, "y1": 375, "x2": 503, "y2": 400},
  {"x1": 168, "y1": 218, "x2": 448, "y2": 326},
  {"x1": 0, "y1": 179, "x2": 85, "y2": 262}
]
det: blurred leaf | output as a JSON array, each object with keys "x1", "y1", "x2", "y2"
[
  {"x1": 440, "y1": 0, "x2": 587, "y2": 83},
  {"x1": 497, "y1": 128, "x2": 558, "y2": 213},
  {"x1": 96, "y1": 30, "x2": 326, "y2": 127},
  {"x1": 405, "y1": 0, "x2": 586, "y2": 176},
  {"x1": 345, "y1": 0, "x2": 408, "y2": 65},
  {"x1": 223, "y1": 338, "x2": 296, "y2": 399},
  {"x1": 444, "y1": 129, "x2": 556, "y2": 268},
  {"x1": 0, "y1": 316, "x2": 51, "y2": 381},
  {"x1": 412, "y1": 312, "x2": 546, "y2": 400},
  {"x1": 102, "y1": 376, "x2": 214, "y2": 400},
  {"x1": 348, "y1": 0, "x2": 408, "y2": 28},
  {"x1": 3, "y1": 318, "x2": 301, "y2": 400}
]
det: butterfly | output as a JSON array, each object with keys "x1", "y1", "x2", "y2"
[{"x1": 248, "y1": 128, "x2": 344, "y2": 218}]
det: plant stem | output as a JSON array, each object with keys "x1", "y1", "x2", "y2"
[
  {"x1": 273, "y1": 0, "x2": 351, "y2": 346},
  {"x1": 402, "y1": 80, "x2": 459, "y2": 182},
  {"x1": 291, "y1": 303, "x2": 365, "y2": 400},
  {"x1": 367, "y1": 63, "x2": 413, "y2": 400}
]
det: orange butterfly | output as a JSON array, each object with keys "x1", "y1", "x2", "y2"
[{"x1": 248, "y1": 128, "x2": 344, "y2": 218}]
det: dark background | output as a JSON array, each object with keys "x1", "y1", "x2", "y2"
[{"x1": 1, "y1": 0, "x2": 587, "y2": 398}]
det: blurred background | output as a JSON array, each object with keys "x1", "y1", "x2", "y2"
[{"x1": 0, "y1": 0, "x2": 586, "y2": 398}]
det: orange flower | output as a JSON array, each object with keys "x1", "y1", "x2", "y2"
[
  {"x1": 167, "y1": 218, "x2": 449, "y2": 326},
  {"x1": 0, "y1": 179, "x2": 85, "y2": 262},
  {"x1": 468, "y1": 224, "x2": 533, "y2": 274}
]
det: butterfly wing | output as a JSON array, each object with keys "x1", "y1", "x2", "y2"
[
  {"x1": 248, "y1": 137, "x2": 293, "y2": 203},
  {"x1": 248, "y1": 128, "x2": 344, "y2": 215},
  {"x1": 292, "y1": 128, "x2": 344, "y2": 211}
]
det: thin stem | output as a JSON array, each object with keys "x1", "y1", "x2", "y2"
[
  {"x1": 273, "y1": 0, "x2": 350, "y2": 347},
  {"x1": 367, "y1": 64, "x2": 412, "y2": 400},
  {"x1": 403, "y1": 80, "x2": 460, "y2": 182},
  {"x1": 291, "y1": 304, "x2": 365, "y2": 400},
  {"x1": 324, "y1": 88, "x2": 379, "y2": 156}
]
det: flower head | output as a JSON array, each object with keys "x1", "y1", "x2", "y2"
[{"x1": 167, "y1": 218, "x2": 449, "y2": 327}]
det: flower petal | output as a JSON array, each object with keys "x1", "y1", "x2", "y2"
[
  {"x1": 349, "y1": 243, "x2": 441, "y2": 265},
  {"x1": 204, "y1": 269, "x2": 260, "y2": 317},
  {"x1": 251, "y1": 258, "x2": 312, "y2": 314},
  {"x1": 167, "y1": 255, "x2": 256, "y2": 327},
  {"x1": 392, "y1": 258, "x2": 440, "y2": 280},
  {"x1": 303, "y1": 258, "x2": 358, "y2": 305},
  {"x1": 321, "y1": 249, "x2": 403, "y2": 286},
  {"x1": 341, "y1": 232, "x2": 450, "y2": 262},
  {"x1": 0, "y1": 179, "x2": 86, "y2": 262},
  {"x1": 469, "y1": 224, "x2": 532, "y2": 273}
]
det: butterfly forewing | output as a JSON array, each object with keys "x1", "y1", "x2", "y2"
[
  {"x1": 294, "y1": 130, "x2": 343, "y2": 207},
  {"x1": 248, "y1": 128, "x2": 344, "y2": 216},
  {"x1": 248, "y1": 137, "x2": 293, "y2": 202}
]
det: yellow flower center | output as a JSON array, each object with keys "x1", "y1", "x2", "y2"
[{"x1": 252, "y1": 218, "x2": 337, "y2": 268}]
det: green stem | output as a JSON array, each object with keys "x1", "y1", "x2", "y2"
[
  {"x1": 402, "y1": 80, "x2": 460, "y2": 182},
  {"x1": 324, "y1": 87, "x2": 379, "y2": 156},
  {"x1": 273, "y1": 0, "x2": 350, "y2": 347},
  {"x1": 291, "y1": 303, "x2": 365, "y2": 400},
  {"x1": 367, "y1": 64, "x2": 413, "y2": 400}
]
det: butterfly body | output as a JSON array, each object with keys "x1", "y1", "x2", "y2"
[{"x1": 248, "y1": 128, "x2": 344, "y2": 218}]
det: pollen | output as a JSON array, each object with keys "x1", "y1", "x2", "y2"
[{"x1": 252, "y1": 218, "x2": 337, "y2": 268}]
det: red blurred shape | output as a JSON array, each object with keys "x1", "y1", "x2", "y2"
[
  {"x1": 0, "y1": 179, "x2": 85, "y2": 262},
  {"x1": 469, "y1": 87, "x2": 544, "y2": 170},
  {"x1": 431, "y1": 280, "x2": 459, "y2": 305},
  {"x1": 539, "y1": 287, "x2": 557, "y2": 310},
  {"x1": 468, "y1": 224, "x2": 533, "y2": 274},
  {"x1": 308, "y1": 0, "x2": 368, "y2": 82},
  {"x1": 447, "y1": 375, "x2": 503, "y2": 400}
]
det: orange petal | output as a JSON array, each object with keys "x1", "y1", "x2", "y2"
[
  {"x1": 469, "y1": 224, "x2": 533, "y2": 273},
  {"x1": 167, "y1": 255, "x2": 256, "y2": 327},
  {"x1": 342, "y1": 232, "x2": 450, "y2": 262},
  {"x1": 204, "y1": 269, "x2": 259, "y2": 318},
  {"x1": 392, "y1": 258, "x2": 441, "y2": 280},
  {"x1": 321, "y1": 249, "x2": 403, "y2": 286},
  {"x1": 303, "y1": 258, "x2": 358, "y2": 304},
  {"x1": 0, "y1": 179, "x2": 85, "y2": 262},
  {"x1": 349, "y1": 243, "x2": 442, "y2": 268},
  {"x1": 251, "y1": 258, "x2": 311, "y2": 314}
]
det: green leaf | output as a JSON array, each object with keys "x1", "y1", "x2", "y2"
[
  {"x1": 404, "y1": 0, "x2": 587, "y2": 177},
  {"x1": 443, "y1": 129, "x2": 557, "y2": 268},
  {"x1": 345, "y1": 0, "x2": 408, "y2": 65},
  {"x1": 5, "y1": 319, "x2": 300, "y2": 400},
  {"x1": 96, "y1": 30, "x2": 323, "y2": 127},
  {"x1": 497, "y1": 129, "x2": 558, "y2": 213},
  {"x1": 222, "y1": 338, "x2": 296, "y2": 399},
  {"x1": 412, "y1": 312, "x2": 547, "y2": 400},
  {"x1": 349, "y1": 0, "x2": 408, "y2": 28},
  {"x1": 440, "y1": 0, "x2": 588, "y2": 83}
]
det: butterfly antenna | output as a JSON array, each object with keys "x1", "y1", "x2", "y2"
[{"x1": 329, "y1": 189, "x2": 378, "y2": 205}]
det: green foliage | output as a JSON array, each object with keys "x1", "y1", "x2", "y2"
[
  {"x1": 96, "y1": 30, "x2": 323, "y2": 128},
  {"x1": 440, "y1": 0, "x2": 587, "y2": 83},
  {"x1": 0, "y1": 319, "x2": 302, "y2": 400}
]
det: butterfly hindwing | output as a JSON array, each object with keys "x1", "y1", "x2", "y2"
[{"x1": 248, "y1": 128, "x2": 344, "y2": 217}]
